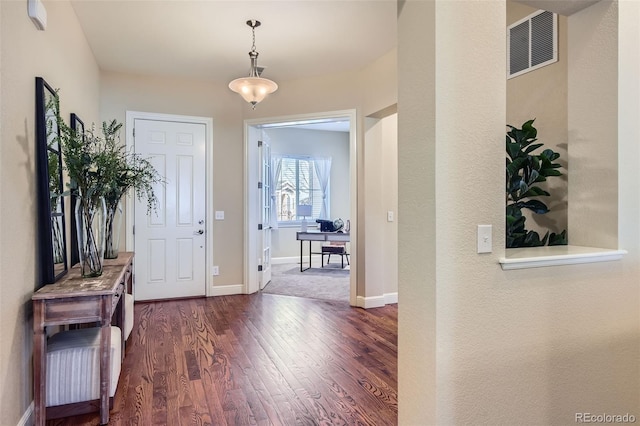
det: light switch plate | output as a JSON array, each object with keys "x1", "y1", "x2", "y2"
[
  {"x1": 215, "y1": 211, "x2": 224, "y2": 220},
  {"x1": 387, "y1": 211, "x2": 394, "y2": 222},
  {"x1": 477, "y1": 225, "x2": 492, "y2": 253}
]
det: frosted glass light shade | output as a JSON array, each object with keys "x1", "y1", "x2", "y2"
[{"x1": 228, "y1": 77, "x2": 278, "y2": 107}]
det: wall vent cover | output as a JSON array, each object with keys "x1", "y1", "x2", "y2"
[{"x1": 508, "y1": 10, "x2": 557, "y2": 79}]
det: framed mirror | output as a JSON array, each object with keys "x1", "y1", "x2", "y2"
[
  {"x1": 69, "y1": 113, "x2": 84, "y2": 267},
  {"x1": 36, "y1": 77, "x2": 68, "y2": 285}
]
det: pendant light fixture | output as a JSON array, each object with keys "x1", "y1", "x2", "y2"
[{"x1": 228, "y1": 20, "x2": 278, "y2": 109}]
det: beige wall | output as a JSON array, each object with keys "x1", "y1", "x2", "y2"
[
  {"x1": 507, "y1": 1, "x2": 568, "y2": 238},
  {"x1": 364, "y1": 113, "x2": 398, "y2": 303},
  {"x1": 0, "y1": 1, "x2": 101, "y2": 424},
  {"x1": 568, "y1": 0, "x2": 619, "y2": 248},
  {"x1": 618, "y1": 0, "x2": 640, "y2": 256},
  {"x1": 398, "y1": 0, "x2": 437, "y2": 422},
  {"x1": 381, "y1": 114, "x2": 398, "y2": 298},
  {"x1": 399, "y1": 0, "x2": 639, "y2": 424}
]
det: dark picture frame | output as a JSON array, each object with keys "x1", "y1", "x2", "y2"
[{"x1": 35, "y1": 77, "x2": 68, "y2": 286}]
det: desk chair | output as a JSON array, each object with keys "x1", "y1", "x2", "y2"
[{"x1": 321, "y1": 242, "x2": 350, "y2": 268}]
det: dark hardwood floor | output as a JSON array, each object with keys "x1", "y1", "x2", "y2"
[{"x1": 47, "y1": 293, "x2": 398, "y2": 425}]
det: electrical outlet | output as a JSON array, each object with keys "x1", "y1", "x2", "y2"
[{"x1": 212, "y1": 266, "x2": 219, "y2": 276}]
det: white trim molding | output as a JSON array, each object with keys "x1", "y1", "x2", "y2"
[
  {"x1": 384, "y1": 292, "x2": 398, "y2": 305},
  {"x1": 357, "y1": 295, "x2": 384, "y2": 309},
  {"x1": 271, "y1": 256, "x2": 323, "y2": 265},
  {"x1": 209, "y1": 284, "x2": 244, "y2": 297},
  {"x1": 18, "y1": 402, "x2": 34, "y2": 426},
  {"x1": 499, "y1": 245, "x2": 627, "y2": 270},
  {"x1": 356, "y1": 294, "x2": 397, "y2": 309},
  {"x1": 124, "y1": 111, "x2": 214, "y2": 297}
]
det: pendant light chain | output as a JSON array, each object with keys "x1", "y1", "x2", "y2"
[{"x1": 251, "y1": 24, "x2": 257, "y2": 53}]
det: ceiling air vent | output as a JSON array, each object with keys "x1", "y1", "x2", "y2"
[{"x1": 508, "y1": 10, "x2": 557, "y2": 79}]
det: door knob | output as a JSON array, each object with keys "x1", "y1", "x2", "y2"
[{"x1": 195, "y1": 229, "x2": 204, "y2": 235}]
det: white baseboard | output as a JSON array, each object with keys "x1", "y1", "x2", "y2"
[
  {"x1": 271, "y1": 256, "x2": 299, "y2": 265},
  {"x1": 209, "y1": 284, "x2": 244, "y2": 296},
  {"x1": 356, "y1": 295, "x2": 385, "y2": 309},
  {"x1": 271, "y1": 256, "x2": 321, "y2": 265},
  {"x1": 384, "y1": 292, "x2": 398, "y2": 305},
  {"x1": 356, "y1": 293, "x2": 398, "y2": 309},
  {"x1": 18, "y1": 402, "x2": 33, "y2": 426}
]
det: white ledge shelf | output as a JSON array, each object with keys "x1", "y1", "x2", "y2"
[{"x1": 499, "y1": 245, "x2": 627, "y2": 270}]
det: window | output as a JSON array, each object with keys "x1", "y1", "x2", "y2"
[
  {"x1": 275, "y1": 156, "x2": 328, "y2": 224},
  {"x1": 508, "y1": 10, "x2": 558, "y2": 79}
]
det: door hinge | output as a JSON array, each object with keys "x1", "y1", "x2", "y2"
[
  {"x1": 132, "y1": 225, "x2": 135, "y2": 235},
  {"x1": 132, "y1": 128, "x2": 135, "y2": 137},
  {"x1": 258, "y1": 181, "x2": 263, "y2": 189},
  {"x1": 258, "y1": 265, "x2": 263, "y2": 271},
  {"x1": 258, "y1": 140, "x2": 263, "y2": 147},
  {"x1": 258, "y1": 223, "x2": 263, "y2": 230}
]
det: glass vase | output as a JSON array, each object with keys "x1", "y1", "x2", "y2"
[
  {"x1": 104, "y1": 199, "x2": 123, "y2": 259},
  {"x1": 75, "y1": 196, "x2": 106, "y2": 278}
]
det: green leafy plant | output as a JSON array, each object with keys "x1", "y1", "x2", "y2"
[
  {"x1": 98, "y1": 120, "x2": 162, "y2": 257},
  {"x1": 54, "y1": 101, "x2": 162, "y2": 213},
  {"x1": 506, "y1": 119, "x2": 567, "y2": 248},
  {"x1": 54, "y1": 94, "x2": 163, "y2": 266},
  {"x1": 98, "y1": 119, "x2": 161, "y2": 215}
]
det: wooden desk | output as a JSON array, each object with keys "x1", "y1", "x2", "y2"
[
  {"x1": 32, "y1": 252, "x2": 134, "y2": 426},
  {"x1": 296, "y1": 231, "x2": 350, "y2": 271}
]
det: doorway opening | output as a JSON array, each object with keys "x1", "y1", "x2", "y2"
[{"x1": 244, "y1": 110, "x2": 357, "y2": 305}]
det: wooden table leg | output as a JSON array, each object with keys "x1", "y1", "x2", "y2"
[
  {"x1": 33, "y1": 301, "x2": 46, "y2": 426},
  {"x1": 99, "y1": 297, "x2": 111, "y2": 425},
  {"x1": 113, "y1": 289, "x2": 126, "y2": 361}
]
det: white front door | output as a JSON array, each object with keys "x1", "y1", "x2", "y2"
[
  {"x1": 259, "y1": 137, "x2": 272, "y2": 289},
  {"x1": 133, "y1": 118, "x2": 207, "y2": 300}
]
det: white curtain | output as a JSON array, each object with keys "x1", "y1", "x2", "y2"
[
  {"x1": 270, "y1": 156, "x2": 282, "y2": 229},
  {"x1": 314, "y1": 157, "x2": 332, "y2": 219}
]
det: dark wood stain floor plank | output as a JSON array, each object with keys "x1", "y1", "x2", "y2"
[{"x1": 46, "y1": 293, "x2": 397, "y2": 426}]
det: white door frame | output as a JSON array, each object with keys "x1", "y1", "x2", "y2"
[
  {"x1": 125, "y1": 110, "x2": 214, "y2": 297},
  {"x1": 244, "y1": 109, "x2": 358, "y2": 306}
]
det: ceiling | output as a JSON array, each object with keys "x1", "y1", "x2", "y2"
[
  {"x1": 69, "y1": 1, "x2": 593, "y2": 132},
  {"x1": 70, "y1": 0, "x2": 398, "y2": 85},
  {"x1": 514, "y1": 0, "x2": 601, "y2": 15}
]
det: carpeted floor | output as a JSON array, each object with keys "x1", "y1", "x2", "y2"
[{"x1": 262, "y1": 262, "x2": 350, "y2": 302}]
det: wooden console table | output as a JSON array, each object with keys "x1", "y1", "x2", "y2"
[
  {"x1": 296, "y1": 231, "x2": 350, "y2": 272},
  {"x1": 32, "y1": 252, "x2": 134, "y2": 426}
]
